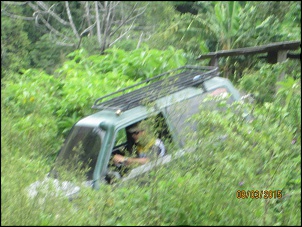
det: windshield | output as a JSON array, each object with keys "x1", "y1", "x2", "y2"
[
  {"x1": 51, "y1": 126, "x2": 104, "y2": 180},
  {"x1": 166, "y1": 87, "x2": 233, "y2": 147}
]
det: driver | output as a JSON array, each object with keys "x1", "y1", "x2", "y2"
[{"x1": 112, "y1": 121, "x2": 166, "y2": 167}]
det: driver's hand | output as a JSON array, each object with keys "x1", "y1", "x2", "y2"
[{"x1": 112, "y1": 154, "x2": 126, "y2": 165}]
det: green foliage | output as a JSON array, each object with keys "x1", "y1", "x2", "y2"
[
  {"x1": 279, "y1": 2, "x2": 301, "y2": 41},
  {"x1": 2, "y1": 69, "x2": 62, "y2": 116},
  {"x1": 182, "y1": 92, "x2": 301, "y2": 225},
  {"x1": 2, "y1": 46, "x2": 187, "y2": 137},
  {"x1": 148, "y1": 1, "x2": 300, "y2": 80},
  {"x1": 30, "y1": 34, "x2": 74, "y2": 74},
  {"x1": 149, "y1": 13, "x2": 205, "y2": 58},
  {"x1": 239, "y1": 60, "x2": 301, "y2": 106},
  {"x1": 206, "y1": 1, "x2": 242, "y2": 50},
  {"x1": 1, "y1": 12, "x2": 31, "y2": 76},
  {"x1": 239, "y1": 63, "x2": 283, "y2": 103},
  {"x1": 275, "y1": 77, "x2": 301, "y2": 138},
  {"x1": 236, "y1": 2, "x2": 301, "y2": 47},
  {"x1": 53, "y1": 46, "x2": 186, "y2": 134},
  {"x1": 149, "y1": 1, "x2": 244, "y2": 56},
  {"x1": 2, "y1": 1, "x2": 300, "y2": 80}
]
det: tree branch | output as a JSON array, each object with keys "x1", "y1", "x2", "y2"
[
  {"x1": 2, "y1": 1, "x2": 151, "y2": 53},
  {"x1": 109, "y1": 20, "x2": 135, "y2": 47},
  {"x1": 1, "y1": 1, "x2": 28, "y2": 6},
  {"x1": 35, "y1": 1, "x2": 69, "y2": 26},
  {"x1": 1, "y1": 10, "x2": 35, "y2": 21},
  {"x1": 94, "y1": 1, "x2": 102, "y2": 48},
  {"x1": 28, "y1": 2, "x2": 77, "y2": 46},
  {"x1": 136, "y1": 32, "x2": 144, "y2": 49},
  {"x1": 83, "y1": 1, "x2": 94, "y2": 36},
  {"x1": 80, "y1": 22, "x2": 96, "y2": 37},
  {"x1": 65, "y1": 1, "x2": 80, "y2": 39},
  {"x1": 101, "y1": 1, "x2": 114, "y2": 52},
  {"x1": 109, "y1": 3, "x2": 148, "y2": 38}
]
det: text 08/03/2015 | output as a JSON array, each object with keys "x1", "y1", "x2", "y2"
[{"x1": 236, "y1": 190, "x2": 283, "y2": 199}]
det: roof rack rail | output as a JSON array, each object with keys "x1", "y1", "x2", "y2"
[{"x1": 92, "y1": 65, "x2": 219, "y2": 111}]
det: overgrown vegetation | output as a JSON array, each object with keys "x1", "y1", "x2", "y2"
[
  {"x1": 1, "y1": 1, "x2": 301, "y2": 226},
  {"x1": 2, "y1": 52, "x2": 300, "y2": 225}
]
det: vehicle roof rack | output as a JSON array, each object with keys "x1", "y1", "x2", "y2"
[{"x1": 92, "y1": 65, "x2": 219, "y2": 111}]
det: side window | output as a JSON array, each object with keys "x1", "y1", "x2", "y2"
[
  {"x1": 165, "y1": 87, "x2": 233, "y2": 147},
  {"x1": 112, "y1": 113, "x2": 172, "y2": 153},
  {"x1": 153, "y1": 113, "x2": 173, "y2": 146},
  {"x1": 114, "y1": 128, "x2": 127, "y2": 147},
  {"x1": 111, "y1": 128, "x2": 130, "y2": 159}
]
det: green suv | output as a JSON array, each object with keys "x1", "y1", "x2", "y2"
[{"x1": 28, "y1": 65, "x2": 244, "y2": 198}]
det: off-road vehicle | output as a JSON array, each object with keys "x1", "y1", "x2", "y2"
[{"x1": 28, "y1": 65, "x2": 245, "y2": 198}]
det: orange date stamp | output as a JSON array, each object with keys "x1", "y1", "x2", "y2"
[{"x1": 236, "y1": 190, "x2": 283, "y2": 199}]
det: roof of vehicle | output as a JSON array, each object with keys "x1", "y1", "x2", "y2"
[{"x1": 76, "y1": 66, "x2": 240, "y2": 129}]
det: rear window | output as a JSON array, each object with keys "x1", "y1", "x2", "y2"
[{"x1": 165, "y1": 87, "x2": 233, "y2": 147}]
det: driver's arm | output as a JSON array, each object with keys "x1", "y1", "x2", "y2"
[{"x1": 112, "y1": 154, "x2": 149, "y2": 166}]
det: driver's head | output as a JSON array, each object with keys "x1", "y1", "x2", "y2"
[{"x1": 128, "y1": 123, "x2": 145, "y2": 142}]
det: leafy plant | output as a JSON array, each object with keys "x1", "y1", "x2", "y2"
[{"x1": 239, "y1": 62, "x2": 284, "y2": 104}]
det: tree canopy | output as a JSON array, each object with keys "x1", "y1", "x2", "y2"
[{"x1": 1, "y1": 1, "x2": 300, "y2": 75}]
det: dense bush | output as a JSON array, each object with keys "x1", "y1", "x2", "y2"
[{"x1": 1, "y1": 46, "x2": 300, "y2": 225}]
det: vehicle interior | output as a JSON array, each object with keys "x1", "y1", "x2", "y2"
[{"x1": 105, "y1": 112, "x2": 172, "y2": 184}]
